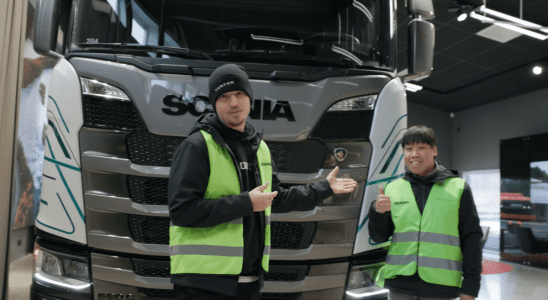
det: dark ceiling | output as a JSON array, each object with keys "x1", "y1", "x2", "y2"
[{"x1": 398, "y1": 0, "x2": 548, "y2": 112}]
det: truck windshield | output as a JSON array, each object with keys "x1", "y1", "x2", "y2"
[{"x1": 70, "y1": 0, "x2": 393, "y2": 70}]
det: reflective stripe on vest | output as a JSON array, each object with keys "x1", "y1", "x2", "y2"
[
  {"x1": 169, "y1": 130, "x2": 272, "y2": 275},
  {"x1": 379, "y1": 178, "x2": 465, "y2": 288}
]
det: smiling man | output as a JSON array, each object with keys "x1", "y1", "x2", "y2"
[
  {"x1": 168, "y1": 64, "x2": 357, "y2": 300},
  {"x1": 368, "y1": 126, "x2": 483, "y2": 300}
]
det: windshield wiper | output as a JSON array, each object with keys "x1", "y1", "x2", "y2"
[{"x1": 76, "y1": 43, "x2": 213, "y2": 61}]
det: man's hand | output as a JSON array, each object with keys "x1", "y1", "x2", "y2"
[
  {"x1": 374, "y1": 186, "x2": 391, "y2": 213},
  {"x1": 249, "y1": 183, "x2": 278, "y2": 212},
  {"x1": 326, "y1": 167, "x2": 358, "y2": 194},
  {"x1": 460, "y1": 294, "x2": 475, "y2": 300}
]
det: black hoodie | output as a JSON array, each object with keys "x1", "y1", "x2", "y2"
[
  {"x1": 368, "y1": 162, "x2": 483, "y2": 298},
  {"x1": 168, "y1": 113, "x2": 334, "y2": 296}
]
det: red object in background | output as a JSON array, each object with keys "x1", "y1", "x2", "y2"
[
  {"x1": 501, "y1": 193, "x2": 531, "y2": 201},
  {"x1": 500, "y1": 192, "x2": 536, "y2": 221},
  {"x1": 501, "y1": 213, "x2": 537, "y2": 221},
  {"x1": 481, "y1": 259, "x2": 513, "y2": 274}
]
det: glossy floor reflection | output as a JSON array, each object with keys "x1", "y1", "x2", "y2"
[
  {"x1": 479, "y1": 251, "x2": 548, "y2": 300},
  {"x1": 6, "y1": 251, "x2": 548, "y2": 300},
  {"x1": 7, "y1": 253, "x2": 33, "y2": 300}
]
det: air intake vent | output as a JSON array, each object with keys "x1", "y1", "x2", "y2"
[
  {"x1": 132, "y1": 259, "x2": 308, "y2": 282},
  {"x1": 260, "y1": 293, "x2": 302, "y2": 300},
  {"x1": 124, "y1": 132, "x2": 325, "y2": 172},
  {"x1": 83, "y1": 95, "x2": 146, "y2": 131},
  {"x1": 128, "y1": 176, "x2": 169, "y2": 205},
  {"x1": 126, "y1": 131, "x2": 184, "y2": 166},
  {"x1": 311, "y1": 110, "x2": 374, "y2": 141},
  {"x1": 128, "y1": 216, "x2": 316, "y2": 250},
  {"x1": 138, "y1": 288, "x2": 174, "y2": 298},
  {"x1": 266, "y1": 140, "x2": 326, "y2": 173}
]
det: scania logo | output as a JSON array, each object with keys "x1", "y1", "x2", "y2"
[
  {"x1": 98, "y1": 294, "x2": 134, "y2": 300},
  {"x1": 162, "y1": 97, "x2": 296, "y2": 122}
]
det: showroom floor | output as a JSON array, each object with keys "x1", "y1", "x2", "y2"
[{"x1": 6, "y1": 251, "x2": 548, "y2": 300}]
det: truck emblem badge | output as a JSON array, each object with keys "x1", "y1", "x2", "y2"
[{"x1": 334, "y1": 148, "x2": 348, "y2": 161}]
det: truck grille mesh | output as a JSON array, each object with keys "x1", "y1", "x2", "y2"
[
  {"x1": 137, "y1": 289, "x2": 301, "y2": 300},
  {"x1": 138, "y1": 288, "x2": 174, "y2": 298},
  {"x1": 128, "y1": 216, "x2": 316, "y2": 250},
  {"x1": 127, "y1": 176, "x2": 169, "y2": 205},
  {"x1": 124, "y1": 131, "x2": 326, "y2": 173},
  {"x1": 311, "y1": 110, "x2": 374, "y2": 141},
  {"x1": 260, "y1": 293, "x2": 302, "y2": 300},
  {"x1": 83, "y1": 96, "x2": 146, "y2": 131},
  {"x1": 267, "y1": 140, "x2": 326, "y2": 173},
  {"x1": 126, "y1": 131, "x2": 184, "y2": 166},
  {"x1": 132, "y1": 259, "x2": 308, "y2": 282}
]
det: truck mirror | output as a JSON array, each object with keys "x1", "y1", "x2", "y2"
[
  {"x1": 34, "y1": 0, "x2": 60, "y2": 56},
  {"x1": 405, "y1": 19, "x2": 435, "y2": 80},
  {"x1": 407, "y1": 0, "x2": 435, "y2": 20}
]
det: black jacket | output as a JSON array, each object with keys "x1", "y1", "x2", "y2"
[
  {"x1": 368, "y1": 163, "x2": 482, "y2": 298},
  {"x1": 168, "y1": 113, "x2": 334, "y2": 296}
]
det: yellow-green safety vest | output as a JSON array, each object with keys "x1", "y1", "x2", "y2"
[
  {"x1": 169, "y1": 130, "x2": 272, "y2": 275},
  {"x1": 376, "y1": 177, "x2": 465, "y2": 288}
]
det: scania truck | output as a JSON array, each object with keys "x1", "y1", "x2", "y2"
[{"x1": 31, "y1": 0, "x2": 435, "y2": 299}]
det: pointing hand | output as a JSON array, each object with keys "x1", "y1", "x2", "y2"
[{"x1": 327, "y1": 167, "x2": 358, "y2": 194}]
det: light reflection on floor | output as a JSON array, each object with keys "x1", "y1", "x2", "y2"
[{"x1": 478, "y1": 251, "x2": 548, "y2": 300}]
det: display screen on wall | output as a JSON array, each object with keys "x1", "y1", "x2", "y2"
[
  {"x1": 531, "y1": 161, "x2": 548, "y2": 204},
  {"x1": 500, "y1": 132, "x2": 548, "y2": 268}
]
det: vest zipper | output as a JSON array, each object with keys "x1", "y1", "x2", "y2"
[{"x1": 417, "y1": 184, "x2": 426, "y2": 292}]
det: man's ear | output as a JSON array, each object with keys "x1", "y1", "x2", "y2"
[{"x1": 433, "y1": 145, "x2": 438, "y2": 156}]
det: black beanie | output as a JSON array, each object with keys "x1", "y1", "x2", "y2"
[{"x1": 208, "y1": 64, "x2": 253, "y2": 109}]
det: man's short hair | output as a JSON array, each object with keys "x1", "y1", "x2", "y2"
[{"x1": 401, "y1": 125, "x2": 437, "y2": 148}]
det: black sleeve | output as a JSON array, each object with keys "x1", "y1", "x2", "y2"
[
  {"x1": 167, "y1": 136, "x2": 253, "y2": 228},
  {"x1": 270, "y1": 160, "x2": 334, "y2": 214},
  {"x1": 367, "y1": 200, "x2": 394, "y2": 243},
  {"x1": 458, "y1": 183, "x2": 483, "y2": 298}
]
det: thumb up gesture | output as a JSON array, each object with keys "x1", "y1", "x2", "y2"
[{"x1": 374, "y1": 186, "x2": 391, "y2": 213}]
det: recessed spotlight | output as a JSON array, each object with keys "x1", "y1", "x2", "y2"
[
  {"x1": 533, "y1": 66, "x2": 543, "y2": 75},
  {"x1": 458, "y1": 13, "x2": 467, "y2": 22}
]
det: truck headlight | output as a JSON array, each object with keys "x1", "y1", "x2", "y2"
[
  {"x1": 311, "y1": 95, "x2": 377, "y2": 141},
  {"x1": 345, "y1": 263, "x2": 388, "y2": 300},
  {"x1": 80, "y1": 77, "x2": 130, "y2": 101},
  {"x1": 33, "y1": 243, "x2": 92, "y2": 293},
  {"x1": 328, "y1": 95, "x2": 377, "y2": 111}
]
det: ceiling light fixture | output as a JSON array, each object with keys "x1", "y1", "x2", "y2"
[
  {"x1": 404, "y1": 82, "x2": 423, "y2": 92},
  {"x1": 457, "y1": 13, "x2": 467, "y2": 22},
  {"x1": 533, "y1": 66, "x2": 543, "y2": 75},
  {"x1": 470, "y1": 5, "x2": 548, "y2": 41}
]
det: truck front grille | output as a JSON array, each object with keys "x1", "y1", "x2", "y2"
[
  {"x1": 83, "y1": 96, "x2": 146, "y2": 131},
  {"x1": 137, "y1": 289, "x2": 301, "y2": 300},
  {"x1": 127, "y1": 216, "x2": 316, "y2": 250},
  {"x1": 128, "y1": 176, "x2": 169, "y2": 205},
  {"x1": 133, "y1": 259, "x2": 171, "y2": 278},
  {"x1": 126, "y1": 131, "x2": 184, "y2": 166},
  {"x1": 260, "y1": 293, "x2": 302, "y2": 300},
  {"x1": 138, "y1": 288, "x2": 174, "y2": 298},
  {"x1": 124, "y1": 131, "x2": 326, "y2": 173},
  {"x1": 132, "y1": 259, "x2": 308, "y2": 282},
  {"x1": 311, "y1": 110, "x2": 374, "y2": 141}
]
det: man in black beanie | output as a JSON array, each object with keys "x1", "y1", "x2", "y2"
[{"x1": 167, "y1": 64, "x2": 358, "y2": 299}]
